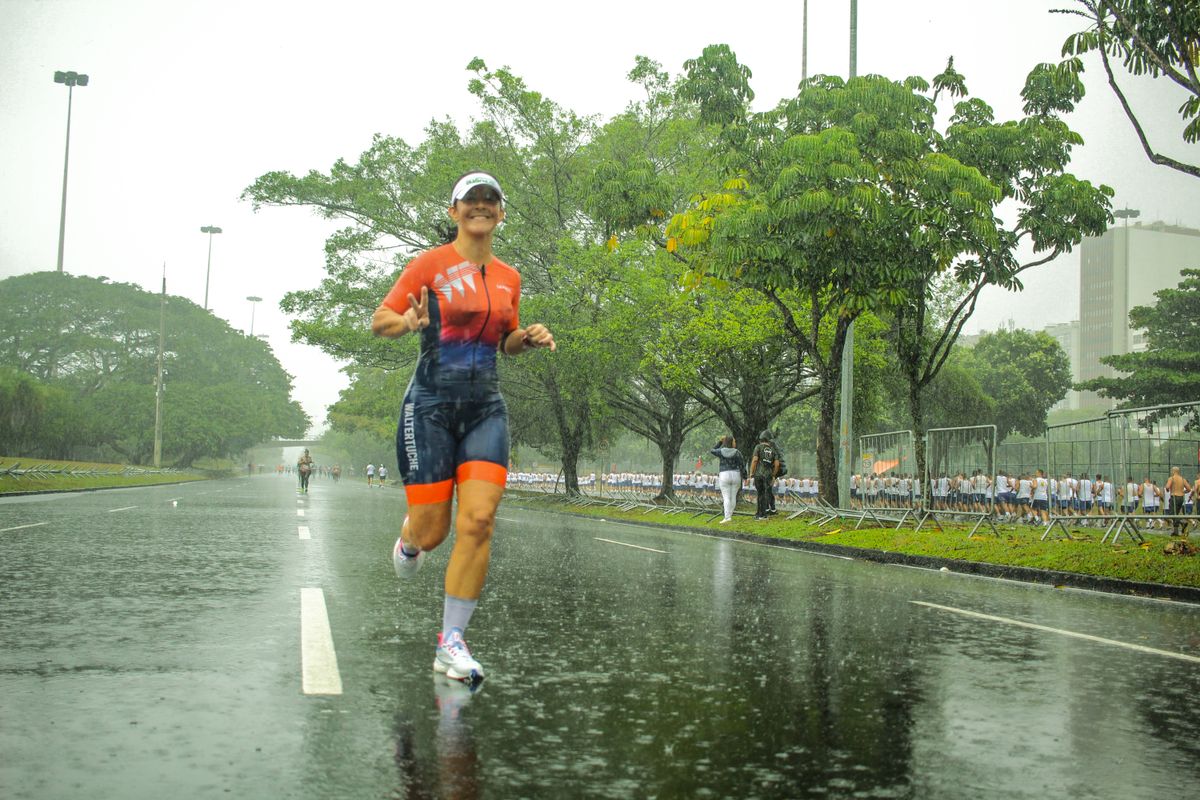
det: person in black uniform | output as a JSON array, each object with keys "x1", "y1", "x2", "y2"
[{"x1": 748, "y1": 430, "x2": 780, "y2": 521}]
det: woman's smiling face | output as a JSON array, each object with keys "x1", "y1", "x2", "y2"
[{"x1": 450, "y1": 186, "x2": 504, "y2": 235}]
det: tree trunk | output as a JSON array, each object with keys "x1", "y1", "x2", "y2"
[
  {"x1": 816, "y1": 375, "x2": 839, "y2": 505},
  {"x1": 908, "y1": 371, "x2": 928, "y2": 494},
  {"x1": 655, "y1": 433, "x2": 682, "y2": 502},
  {"x1": 561, "y1": 436, "x2": 581, "y2": 496}
]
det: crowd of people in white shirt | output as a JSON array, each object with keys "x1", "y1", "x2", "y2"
[
  {"x1": 854, "y1": 468, "x2": 1198, "y2": 528},
  {"x1": 506, "y1": 470, "x2": 820, "y2": 501},
  {"x1": 507, "y1": 466, "x2": 1197, "y2": 531}
]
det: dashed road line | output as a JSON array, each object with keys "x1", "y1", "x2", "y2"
[
  {"x1": 107, "y1": 506, "x2": 138, "y2": 513},
  {"x1": 298, "y1": 525, "x2": 311, "y2": 540},
  {"x1": 300, "y1": 588, "x2": 343, "y2": 695},
  {"x1": 912, "y1": 600, "x2": 1200, "y2": 664},
  {"x1": 594, "y1": 537, "x2": 667, "y2": 554},
  {"x1": 297, "y1": 509, "x2": 305, "y2": 518},
  {"x1": 0, "y1": 522, "x2": 48, "y2": 533}
]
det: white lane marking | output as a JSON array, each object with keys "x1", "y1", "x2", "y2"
[
  {"x1": 496, "y1": 516, "x2": 518, "y2": 522},
  {"x1": 297, "y1": 509, "x2": 305, "y2": 518},
  {"x1": 912, "y1": 601, "x2": 1200, "y2": 664},
  {"x1": 0, "y1": 522, "x2": 48, "y2": 533},
  {"x1": 300, "y1": 588, "x2": 343, "y2": 695},
  {"x1": 298, "y1": 525, "x2": 310, "y2": 540},
  {"x1": 594, "y1": 537, "x2": 667, "y2": 554},
  {"x1": 107, "y1": 506, "x2": 138, "y2": 513}
]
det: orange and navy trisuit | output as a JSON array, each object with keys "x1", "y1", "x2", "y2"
[{"x1": 382, "y1": 243, "x2": 521, "y2": 505}]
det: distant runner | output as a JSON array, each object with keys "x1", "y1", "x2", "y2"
[{"x1": 297, "y1": 449, "x2": 313, "y2": 494}]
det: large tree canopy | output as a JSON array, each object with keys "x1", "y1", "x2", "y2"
[
  {"x1": 667, "y1": 47, "x2": 1109, "y2": 503},
  {"x1": 0, "y1": 272, "x2": 309, "y2": 465},
  {"x1": 966, "y1": 329, "x2": 1073, "y2": 442}
]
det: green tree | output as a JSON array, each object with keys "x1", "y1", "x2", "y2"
[
  {"x1": 966, "y1": 329, "x2": 1072, "y2": 442},
  {"x1": 597, "y1": 251, "x2": 712, "y2": 499},
  {"x1": 1076, "y1": 268, "x2": 1200, "y2": 407},
  {"x1": 885, "y1": 54, "x2": 1111, "y2": 483},
  {"x1": 0, "y1": 272, "x2": 308, "y2": 464},
  {"x1": 1042, "y1": 0, "x2": 1200, "y2": 178},
  {"x1": 670, "y1": 48, "x2": 1006, "y2": 504},
  {"x1": 662, "y1": 285, "x2": 821, "y2": 456},
  {"x1": 0, "y1": 368, "x2": 49, "y2": 455},
  {"x1": 327, "y1": 366, "x2": 411, "y2": 441},
  {"x1": 921, "y1": 353, "x2": 998, "y2": 429}
]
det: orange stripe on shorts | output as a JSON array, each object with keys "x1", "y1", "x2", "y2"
[
  {"x1": 404, "y1": 479, "x2": 454, "y2": 505},
  {"x1": 456, "y1": 461, "x2": 508, "y2": 487}
]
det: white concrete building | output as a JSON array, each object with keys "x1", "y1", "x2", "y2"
[{"x1": 1078, "y1": 221, "x2": 1200, "y2": 408}]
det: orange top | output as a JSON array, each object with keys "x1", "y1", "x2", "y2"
[{"x1": 383, "y1": 243, "x2": 521, "y2": 383}]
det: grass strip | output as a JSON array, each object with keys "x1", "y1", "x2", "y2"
[
  {"x1": 509, "y1": 493, "x2": 1200, "y2": 589},
  {"x1": 0, "y1": 457, "x2": 209, "y2": 494}
]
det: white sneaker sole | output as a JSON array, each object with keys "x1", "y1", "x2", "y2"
[
  {"x1": 433, "y1": 655, "x2": 484, "y2": 684},
  {"x1": 392, "y1": 536, "x2": 424, "y2": 579}
]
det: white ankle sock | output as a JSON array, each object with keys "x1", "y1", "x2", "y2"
[{"x1": 442, "y1": 595, "x2": 477, "y2": 640}]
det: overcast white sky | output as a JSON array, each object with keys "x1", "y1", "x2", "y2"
[{"x1": 2, "y1": 0, "x2": 1197, "y2": 433}]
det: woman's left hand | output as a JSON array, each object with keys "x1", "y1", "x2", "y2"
[{"x1": 523, "y1": 324, "x2": 556, "y2": 352}]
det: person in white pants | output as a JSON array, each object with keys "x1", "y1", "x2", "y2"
[{"x1": 710, "y1": 436, "x2": 746, "y2": 523}]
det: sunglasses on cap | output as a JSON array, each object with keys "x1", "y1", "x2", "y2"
[{"x1": 459, "y1": 186, "x2": 502, "y2": 204}]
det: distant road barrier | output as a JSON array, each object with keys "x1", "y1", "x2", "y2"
[{"x1": 0, "y1": 463, "x2": 185, "y2": 481}]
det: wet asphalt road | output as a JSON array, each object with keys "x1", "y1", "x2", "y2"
[{"x1": 1, "y1": 476, "x2": 1199, "y2": 799}]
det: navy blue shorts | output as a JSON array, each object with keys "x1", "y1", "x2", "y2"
[{"x1": 396, "y1": 380, "x2": 509, "y2": 505}]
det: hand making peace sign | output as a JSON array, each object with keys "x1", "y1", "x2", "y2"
[{"x1": 403, "y1": 286, "x2": 431, "y2": 332}]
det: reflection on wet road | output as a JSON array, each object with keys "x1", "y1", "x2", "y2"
[{"x1": 1, "y1": 477, "x2": 1198, "y2": 799}]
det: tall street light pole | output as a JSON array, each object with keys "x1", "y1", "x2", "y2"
[
  {"x1": 838, "y1": 0, "x2": 858, "y2": 507},
  {"x1": 200, "y1": 225, "x2": 222, "y2": 310},
  {"x1": 802, "y1": 0, "x2": 809, "y2": 82},
  {"x1": 246, "y1": 295, "x2": 263, "y2": 336},
  {"x1": 53, "y1": 70, "x2": 89, "y2": 274},
  {"x1": 154, "y1": 263, "x2": 167, "y2": 468}
]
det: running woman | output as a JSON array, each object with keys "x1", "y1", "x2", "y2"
[{"x1": 372, "y1": 171, "x2": 555, "y2": 685}]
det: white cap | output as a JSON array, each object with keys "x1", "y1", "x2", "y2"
[{"x1": 450, "y1": 172, "x2": 504, "y2": 205}]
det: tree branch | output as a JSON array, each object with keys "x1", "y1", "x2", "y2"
[{"x1": 1099, "y1": 27, "x2": 1200, "y2": 178}]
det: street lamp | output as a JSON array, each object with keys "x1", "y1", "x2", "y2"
[
  {"x1": 53, "y1": 70, "x2": 89, "y2": 274},
  {"x1": 246, "y1": 295, "x2": 263, "y2": 336},
  {"x1": 154, "y1": 263, "x2": 166, "y2": 468},
  {"x1": 199, "y1": 225, "x2": 223, "y2": 310}
]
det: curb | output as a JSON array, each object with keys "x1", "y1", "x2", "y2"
[
  {"x1": 509, "y1": 501, "x2": 1200, "y2": 606},
  {"x1": 0, "y1": 476, "x2": 212, "y2": 498}
]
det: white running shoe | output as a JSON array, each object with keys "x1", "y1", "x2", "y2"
[
  {"x1": 434, "y1": 628, "x2": 484, "y2": 684},
  {"x1": 392, "y1": 524, "x2": 424, "y2": 579}
]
